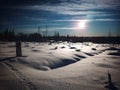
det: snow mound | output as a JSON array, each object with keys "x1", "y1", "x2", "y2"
[
  {"x1": 106, "y1": 47, "x2": 120, "y2": 51},
  {"x1": 1, "y1": 42, "x2": 113, "y2": 71},
  {"x1": 74, "y1": 54, "x2": 86, "y2": 58},
  {"x1": 32, "y1": 49, "x2": 41, "y2": 52},
  {"x1": 31, "y1": 64, "x2": 51, "y2": 71},
  {"x1": 108, "y1": 51, "x2": 120, "y2": 56},
  {"x1": 8, "y1": 45, "x2": 16, "y2": 47},
  {"x1": 84, "y1": 52, "x2": 94, "y2": 56},
  {"x1": 17, "y1": 57, "x2": 77, "y2": 71},
  {"x1": 95, "y1": 63, "x2": 116, "y2": 69},
  {"x1": 24, "y1": 44, "x2": 29, "y2": 47},
  {"x1": 75, "y1": 49, "x2": 81, "y2": 52}
]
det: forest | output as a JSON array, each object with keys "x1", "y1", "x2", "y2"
[{"x1": 0, "y1": 28, "x2": 120, "y2": 44}]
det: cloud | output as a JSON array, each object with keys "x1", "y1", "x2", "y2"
[
  {"x1": 11, "y1": 0, "x2": 119, "y2": 18},
  {"x1": 49, "y1": 27, "x2": 77, "y2": 31},
  {"x1": 1, "y1": 0, "x2": 120, "y2": 10},
  {"x1": 15, "y1": 4, "x2": 99, "y2": 16},
  {"x1": 0, "y1": 0, "x2": 120, "y2": 27},
  {"x1": 2, "y1": 0, "x2": 119, "y2": 18},
  {"x1": 24, "y1": 16, "x2": 46, "y2": 21},
  {"x1": 52, "y1": 18, "x2": 120, "y2": 22},
  {"x1": 94, "y1": 19, "x2": 120, "y2": 21}
]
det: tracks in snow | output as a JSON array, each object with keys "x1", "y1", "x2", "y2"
[{"x1": 3, "y1": 62, "x2": 37, "y2": 90}]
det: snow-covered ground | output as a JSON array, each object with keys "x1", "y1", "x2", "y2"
[{"x1": 0, "y1": 41, "x2": 120, "y2": 90}]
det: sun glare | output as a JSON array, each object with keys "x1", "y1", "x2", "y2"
[{"x1": 77, "y1": 20, "x2": 87, "y2": 29}]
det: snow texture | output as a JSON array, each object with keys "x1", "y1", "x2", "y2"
[{"x1": 0, "y1": 41, "x2": 120, "y2": 90}]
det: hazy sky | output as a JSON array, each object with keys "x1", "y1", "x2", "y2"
[{"x1": 0, "y1": 0, "x2": 120, "y2": 36}]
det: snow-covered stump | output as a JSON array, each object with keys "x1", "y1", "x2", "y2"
[{"x1": 16, "y1": 41, "x2": 22, "y2": 57}]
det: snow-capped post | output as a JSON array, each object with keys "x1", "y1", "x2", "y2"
[{"x1": 16, "y1": 41, "x2": 22, "y2": 57}]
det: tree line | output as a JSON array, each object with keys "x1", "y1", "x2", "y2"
[{"x1": 0, "y1": 28, "x2": 120, "y2": 44}]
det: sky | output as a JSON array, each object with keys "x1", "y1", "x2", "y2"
[{"x1": 0, "y1": 0, "x2": 120, "y2": 36}]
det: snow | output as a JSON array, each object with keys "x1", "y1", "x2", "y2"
[{"x1": 0, "y1": 41, "x2": 120, "y2": 90}]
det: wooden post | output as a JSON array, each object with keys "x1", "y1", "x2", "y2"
[
  {"x1": 16, "y1": 41, "x2": 22, "y2": 57},
  {"x1": 108, "y1": 70, "x2": 112, "y2": 86}
]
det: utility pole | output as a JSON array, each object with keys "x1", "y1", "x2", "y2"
[
  {"x1": 38, "y1": 26, "x2": 40, "y2": 34},
  {"x1": 45, "y1": 26, "x2": 48, "y2": 37},
  {"x1": 108, "y1": 29, "x2": 111, "y2": 37},
  {"x1": 108, "y1": 29, "x2": 112, "y2": 47},
  {"x1": 38, "y1": 26, "x2": 41, "y2": 42}
]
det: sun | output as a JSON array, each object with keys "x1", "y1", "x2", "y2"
[{"x1": 77, "y1": 20, "x2": 87, "y2": 29}]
